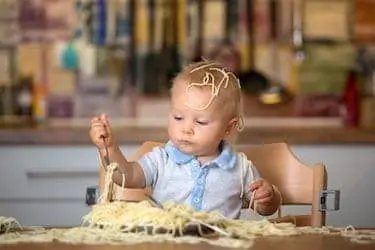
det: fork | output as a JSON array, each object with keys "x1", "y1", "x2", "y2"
[
  {"x1": 101, "y1": 136, "x2": 116, "y2": 201},
  {"x1": 144, "y1": 194, "x2": 231, "y2": 237},
  {"x1": 101, "y1": 136, "x2": 125, "y2": 174},
  {"x1": 101, "y1": 136, "x2": 111, "y2": 167}
]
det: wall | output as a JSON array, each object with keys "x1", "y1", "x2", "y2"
[
  {"x1": 0, "y1": 144, "x2": 374, "y2": 228},
  {"x1": 290, "y1": 145, "x2": 375, "y2": 228}
]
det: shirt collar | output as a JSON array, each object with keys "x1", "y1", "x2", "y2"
[{"x1": 165, "y1": 140, "x2": 237, "y2": 170}]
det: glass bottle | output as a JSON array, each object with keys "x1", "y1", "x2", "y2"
[
  {"x1": 16, "y1": 74, "x2": 34, "y2": 124},
  {"x1": 341, "y1": 70, "x2": 360, "y2": 127}
]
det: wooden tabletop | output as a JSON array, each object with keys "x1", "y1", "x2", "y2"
[{"x1": 0, "y1": 234, "x2": 374, "y2": 250}]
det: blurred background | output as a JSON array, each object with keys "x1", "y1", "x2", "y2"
[
  {"x1": 0, "y1": 0, "x2": 374, "y2": 126},
  {"x1": 0, "y1": 0, "x2": 375, "y2": 229}
]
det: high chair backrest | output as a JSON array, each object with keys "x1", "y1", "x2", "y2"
[
  {"x1": 100, "y1": 141, "x2": 327, "y2": 227},
  {"x1": 238, "y1": 143, "x2": 327, "y2": 227}
]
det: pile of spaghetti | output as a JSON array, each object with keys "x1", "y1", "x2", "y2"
[
  {"x1": 1, "y1": 162, "x2": 375, "y2": 248},
  {"x1": 2, "y1": 209, "x2": 375, "y2": 248},
  {"x1": 82, "y1": 200, "x2": 225, "y2": 235}
]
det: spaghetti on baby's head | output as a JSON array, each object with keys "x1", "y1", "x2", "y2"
[{"x1": 172, "y1": 60, "x2": 244, "y2": 131}]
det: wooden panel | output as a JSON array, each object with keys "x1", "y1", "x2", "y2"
[
  {"x1": 354, "y1": 0, "x2": 375, "y2": 43},
  {"x1": 1, "y1": 126, "x2": 375, "y2": 145}
]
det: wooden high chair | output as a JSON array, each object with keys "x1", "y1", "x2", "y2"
[
  {"x1": 99, "y1": 141, "x2": 328, "y2": 227},
  {"x1": 239, "y1": 143, "x2": 327, "y2": 227}
]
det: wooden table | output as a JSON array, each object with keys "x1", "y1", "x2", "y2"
[{"x1": 0, "y1": 234, "x2": 374, "y2": 250}]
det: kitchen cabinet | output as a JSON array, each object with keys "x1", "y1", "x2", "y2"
[{"x1": 0, "y1": 145, "x2": 138, "y2": 226}]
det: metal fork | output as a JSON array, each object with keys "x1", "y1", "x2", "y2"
[
  {"x1": 101, "y1": 136, "x2": 111, "y2": 167},
  {"x1": 101, "y1": 136, "x2": 125, "y2": 174},
  {"x1": 101, "y1": 136, "x2": 114, "y2": 201},
  {"x1": 144, "y1": 194, "x2": 231, "y2": 237}
]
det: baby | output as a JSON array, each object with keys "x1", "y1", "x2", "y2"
[{"x1": 90, "y1": 60, "x2": 281, "y2": 219}]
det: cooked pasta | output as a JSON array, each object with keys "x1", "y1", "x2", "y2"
[
  {"x1": 186, "y1": 63, "x2": 244, "y2": 131},
  {"x1": 2, "y1": 212, "x2": 375, "y2": 248},
  {"x1": 97, "y1": 162, "x2": 123, "y2": 204},
  {"x1": 82, "y1": 200, "x2": 226, "y2": 236},
  {"x1": 0, "y1": 216, "x2": 22, "y2": 233}
]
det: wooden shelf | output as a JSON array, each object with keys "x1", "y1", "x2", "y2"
[
  {"x1": 0, "y1": 126, "x2": 375, "y2": 145},
  {"x1": 1, "y1": 95, "x2": 374, "y2": 145}
]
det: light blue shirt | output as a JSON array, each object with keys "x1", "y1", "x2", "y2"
[{"x1": 138, "y1": 140, "x2": 260, "y2": 219}]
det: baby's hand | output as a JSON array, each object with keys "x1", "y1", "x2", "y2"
[
  {"x1": 248, "y1": 178, "x2": 274, "y2": 205},
  {"x1": 89, "y1": 113, "x2": 115, "y2": 151}
]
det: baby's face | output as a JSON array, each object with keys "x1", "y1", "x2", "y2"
[{"x1": 168, "y1": 80, "x2": 232, "y2": 157}]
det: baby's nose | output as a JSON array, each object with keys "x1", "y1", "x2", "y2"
[{"x1": 182, "y1": 122, "x2": 194, "y2": 135}]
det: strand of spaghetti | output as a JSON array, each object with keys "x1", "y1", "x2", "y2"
[
  {"x1": 341, "y1": 225, "x2": 375, "y2": 244},
  {"x1": 121, "y1": 173, "x2": 125, "y2": 190},
  {"x1": 186, "y1": 67, "x2": 237, "y2": 111},
  {"x1": 248, "y1": 190, "x2": 256, "y2": 215},
  {"x1": 247, "y1": 190, "x2": 265, "y2": 220},
  {"x1": 97, "y1": 162, "x2": 120, "y2": 203}
]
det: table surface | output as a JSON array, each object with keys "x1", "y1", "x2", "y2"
[{"x1": 0, "y1": 234, "x2": 374, "y2": 250}]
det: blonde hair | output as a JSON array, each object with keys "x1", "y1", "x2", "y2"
[{"x1": 173, "y1": 60, "x2": 244, "y2": 131}]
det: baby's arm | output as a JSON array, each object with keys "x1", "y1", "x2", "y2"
[
  {"x1": 91, "y1": 114, "x2": 146, "y2": 189},
  {"x1": 102, "y1": 146, "x2": 146, "y2": 189},
  {"x1": 242, "y1": 155, "x2": 281, "y2": 216}
]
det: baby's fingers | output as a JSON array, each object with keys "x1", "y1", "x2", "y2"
[
  {"x1": 97, "y1": 128, "x2": 108, "y2": 138},
  {"x1": 99, "y1": 113, "x2": 109, "y2": 125},
  {"x1": 91, "y1": 123, "x2": 107, "y2": 138},
  {"x1": 254, "y1": 190, "x2": 271, "y2": 200},
  {"x1": 249, "y1": 179, "x2": 263, "y2": 192},
  {"x1": 90, "y1": 116, "x2": 102, "y2": 124},
  {"x1": 255, "y1": 197, "x2": 272, "y2": 204}
]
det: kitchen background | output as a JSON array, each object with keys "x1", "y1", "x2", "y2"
[
  {"x1": 1, "y1": 0, "x2": 375, "y2": 228},
  {"x1": 0, "y1": 0, "x2": 374, "y2": 126}
]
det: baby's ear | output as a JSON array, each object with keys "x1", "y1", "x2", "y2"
[{"x1": 225, "y1": 118, "x2": 238, "y2": 135}]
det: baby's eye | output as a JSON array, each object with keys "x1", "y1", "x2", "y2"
[
  {"x1": 173, "y1": 115, "x2": 183, "y2": 121},
  {"x1": 196, "y1": 120, "x2": 208, "y2": 125}
]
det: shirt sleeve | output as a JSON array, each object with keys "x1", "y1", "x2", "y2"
[
  {"x1": 237, "y1": 152, "x2": 261, "y2": 199},
  {"x1": 137, "y1": 146, "x2": 167, "y2": 188}
]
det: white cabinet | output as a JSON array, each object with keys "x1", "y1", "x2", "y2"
[{"x1": 0, "y1": 145, "x2": 139, "y2": 226}]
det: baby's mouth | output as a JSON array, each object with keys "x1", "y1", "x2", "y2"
[{"x1": 178, "y1": 140, "x2": 193, "y2": 145}]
